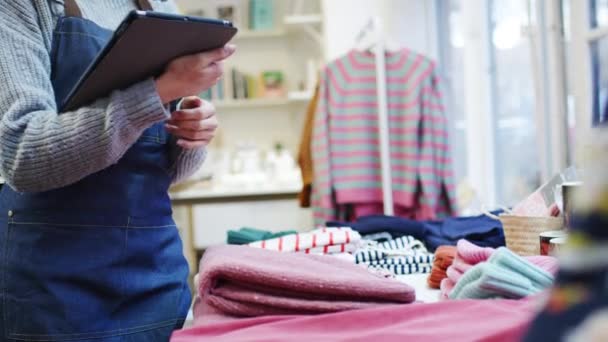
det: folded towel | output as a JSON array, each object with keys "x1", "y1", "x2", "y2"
[
  {"x1": 194, "y1": 245, "x2": 415, "y2": 322},
  {"x1": 449, "y1": 248, "x2": 554, "y2": 300},
  {"x1": 249, "y1": 227, "x2": 360, "y2": 254},
  {"x1": 227, "y1": 227, "x2": 298, "y2": 245}
]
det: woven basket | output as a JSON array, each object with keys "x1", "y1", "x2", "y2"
[{"x1": 499, "y1": 214, "x2": 564, "y2": 256}]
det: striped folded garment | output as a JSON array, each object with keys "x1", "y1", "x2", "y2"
[
  {"x1": 354, "y1": 235, "x2": 434, "y2": 275},
  {"x1": 248, "y1": 227, "x2": 361, "y2": 254}
]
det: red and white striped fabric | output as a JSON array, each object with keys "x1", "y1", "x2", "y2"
[
  {"x1": 299, "y1": 243, "x2": 359, "y2": 255},
  {"x1": 248, "y1": 227, "x2": 361, "y2": 254}
]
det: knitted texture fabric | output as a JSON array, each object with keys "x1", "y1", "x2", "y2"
[
  {"x1": 193, "y1": 245, "x2": 415, "y2": 321},
  {"x1": 227, "y1": 228, "x2": 298, "y2": 245},
  {"x1": 310, "y1": 49, "x2": 456, "y2": 224},
  {"x1": 441, "y1": 240, "x2": 559, "y2": 298},
  {"x1": 427, "y1": 245, "x2": 457, "y2": 288},
  {"x1": 0, "y1": 0, "x2": 205, "y2": 191},
  {"x1": 449, "y1": 247, "x2": 555, "y2": 300},
  {"x1": 440, "y1": 278, "x2": 455, "y2": 300}
]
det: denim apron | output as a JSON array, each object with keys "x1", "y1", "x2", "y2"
[{"x1": 0, "y1": 0, "x2": 191, "y2": 340}]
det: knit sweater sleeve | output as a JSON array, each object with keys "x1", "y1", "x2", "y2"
[
  {"x1": 0, "y1": 2, "x2": 170, "y2": 193},
  {"x1": 311, "y1": 69, "x2": 336, "y2": 224},
  {"x1": 167, "y1": 136, "x2": 207, "y2": 184},
  {"x1": 419, "y1": 63, "x2": 456, "y2": 216}
]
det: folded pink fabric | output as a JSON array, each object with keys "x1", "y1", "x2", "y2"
[
  {"x1": 440, "y1": 278, "x2": 455, "y2": 300},
  {"x1": 457, "y1": 239, "x2": 495, "y2": 263},
  {"x1": 194, "y1": 245, "x2": 415, "y2": 322},
  {"x1": 452, "y1": 257, "x2": 474, "y2": 274},
  {"x1": 446, "y1": 265, "x2": 463, "y2": 283},
  {"x1": 441, "y1": 240, "x2": 559, "y2": 299},
  {"x1": 172, "y1": 297, "x2": 539, "y2": 342}
]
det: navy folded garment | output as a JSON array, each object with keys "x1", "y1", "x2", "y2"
[
  {"x1": 423, "y1": 212, "x2": 506, "y2": 250},
  {"x1": 327, "y1": 211, "x2": 505, "y2": 252},
  {"x1": 326, "y1": 215, "x2": 427, "y2": 242}
]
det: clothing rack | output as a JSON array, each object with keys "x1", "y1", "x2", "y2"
[{"x1": 354, "y1": 17, "x2": 394, "y2": 216}]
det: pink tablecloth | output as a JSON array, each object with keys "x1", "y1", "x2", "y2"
[{"x1": 172, "y1": 297, "x2": 542, "y2": 342}]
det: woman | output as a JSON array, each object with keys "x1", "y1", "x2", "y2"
[{"x1": 0, "y1": 0, "x2": 235, "y2": 340}]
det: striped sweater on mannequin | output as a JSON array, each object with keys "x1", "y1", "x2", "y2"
[{"x1": 311, "y1": 49, "x2": 456, "y2": 224}]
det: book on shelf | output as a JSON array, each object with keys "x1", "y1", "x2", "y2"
[
  {"x1": 249, "y1": 0, "x2": 274, "y2": 30},
  {"x1": 200, "y1": 67, "x2": 285, "y2": 102},
  {"x1": 199, "y1": 67, "x2": 254, "y2": 102},
  {"x1": 260, "y1": 70, "x2": 285, "y2": 98}
]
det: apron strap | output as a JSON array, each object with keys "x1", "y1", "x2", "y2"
[
  {"x1": 64, "y1": 0, "x2": 83, "y2": 17},
  {"x1": 64, "y1": 0, "x2": 153, "y2": 18}
]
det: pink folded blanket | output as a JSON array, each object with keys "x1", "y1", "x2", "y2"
[{"x1": 194, "y1": 245, "x2": 415, "y2": 322}]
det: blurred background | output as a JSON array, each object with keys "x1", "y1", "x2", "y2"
[{"x1": 168, "y1": 0, "x2": 607, "y2": 270}]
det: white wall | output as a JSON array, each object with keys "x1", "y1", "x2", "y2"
[{"x1": 322, "y1": 0, "x2": 438, "y2": 61}]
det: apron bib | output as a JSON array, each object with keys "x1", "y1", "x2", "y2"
[{"x1": 0, "y1": 1, "x2": 191, "y2": 340}]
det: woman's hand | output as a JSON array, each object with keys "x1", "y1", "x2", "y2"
[
  {"x1": 165, "y1": 96, "x2": 218, "y2": 149},
  {"x1": 155, "y1": 44, "x2": 236, "y2": 104}
]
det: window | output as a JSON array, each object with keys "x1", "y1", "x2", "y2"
[
  {"x1": 491, "y1": 0, "x2": 542, "y2": 205},
  {"x1": 436, "y1": 0, "x2": 467, "y2": 194},
  {"x1": 590, "y1": 0, "x2": 608, "y2": 125},
  {"x1": 590, "y1": 0, "x2": 608, "y2": 28},
  {"x1": 436, "y1": 0, "x2": 569, "y2": 208},
  {"x1": 567, "y1": 0, "x2": 608, "y2": 131}
]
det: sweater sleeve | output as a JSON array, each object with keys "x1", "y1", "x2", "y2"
[
  {"x1": 167, "y1": 136, "x2": 207, "y2": 184},
  {"x1": 311, "y1": 70, "x2": 337, "y2": 224},
  {"x1": 418, "y1": 63, "x2": 456, "y2": 217},
  {"x1": 0, "y1": 2, "x2": 169, "y2": 192}
]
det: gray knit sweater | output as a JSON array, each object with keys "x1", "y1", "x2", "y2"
[{"x1": 0, "y1": 0, "x2": 207, "y2": 192}]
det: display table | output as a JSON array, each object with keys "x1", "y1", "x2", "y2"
[{"x1": 170, "y1": 181, "x2": 312, "y2": 283}]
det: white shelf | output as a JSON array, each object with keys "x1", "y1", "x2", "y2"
[
  {"x1": 214, "y1": 92, "x2": 312, "y2": 109},
  {"x1": 283, "y1": 14, "x2": 323, "y2": 45},
  {"x1": 170, "y1": 184, "x2": 301, "y2": 201},
  {"x1": 235, "y1": 29, "x2": 287, "y2": 40},
  {"x1": 287, "y1": 90, "x2": 314, "y2": 101},
  {"x1": 214, "y1": 98, "x2": 289, "y2": 109},
  {"x1": 284, "y1": 14, "x2": 323, "y2": 26}
]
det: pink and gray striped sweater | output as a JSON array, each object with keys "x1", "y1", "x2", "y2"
[{"x1": 311, "y1": 49, "x2": 456, "y2": 224}]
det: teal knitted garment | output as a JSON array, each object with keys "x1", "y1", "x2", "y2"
[
  {"x1": 449, "y1": 247, "x2": 555, "y2": 300},
  {"x1": 227, "y1": 228, "x2": 298, "y2": 245}
]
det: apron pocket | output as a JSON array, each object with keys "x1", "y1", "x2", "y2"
[{"x1": 3, "y1": 219, "x2": 188, "y2": 341}]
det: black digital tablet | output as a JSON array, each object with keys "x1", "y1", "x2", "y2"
[{"x1": 61, "y1": 10, "x2": 238, "y2": 112}]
